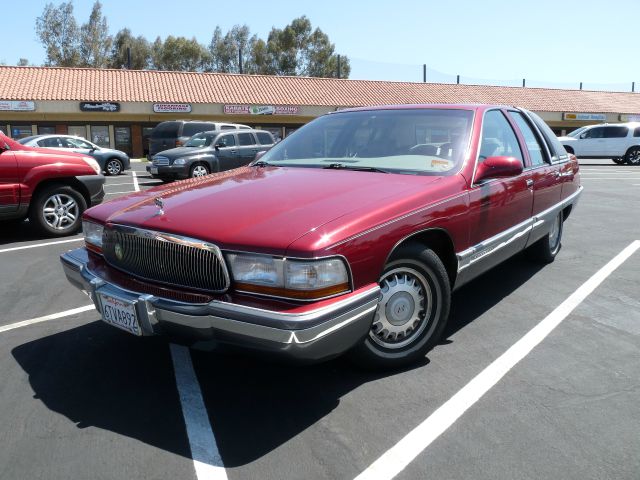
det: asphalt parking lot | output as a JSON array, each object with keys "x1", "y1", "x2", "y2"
[{"x1": 0, "y1": 160, "x2": 639, "y2": 480}]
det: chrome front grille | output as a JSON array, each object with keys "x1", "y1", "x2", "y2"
[
  {"x1": 153, "y1": 156, "x2": 170, "y2": 166},
  {"x1": 103, "y1": 225, "x2": 230, "y2": 293}
]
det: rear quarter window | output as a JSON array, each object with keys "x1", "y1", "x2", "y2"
[
  {"x1": 151, "y1": 122, "x2": 180, "y2": 139},
  {"x1": 182, "y1": 123, "x2": 215, "y2": 137}
]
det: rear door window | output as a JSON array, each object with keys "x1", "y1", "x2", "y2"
[
  {"x1": 256, "y1": 132, "x2": 274, "y2": 145},
  {"x1": 151, "y1": 122, "x2": 180, "y2": 139},
  {"x1": 524, "y1": 110, "x2": 569, "y2": 162},
  {"x1": 508, "y1": 111, "x2": 547, "y2": 167},
  {"x1": 634, "y1": 127, "x2": 640, "y2": 137},
  {"x1": 238, "y1": 132, "x2": 256, "y2": 146}
]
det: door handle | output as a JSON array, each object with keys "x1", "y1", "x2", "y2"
[{"x1": 526, "y1": 179, "x2": 534, "y2": 188}]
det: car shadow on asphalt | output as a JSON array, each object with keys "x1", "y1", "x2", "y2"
[
  {"x1": 10, "y1": 253, "x2": 545, "y2": 467},
  {"x1": 0, "y1": 219, "x2": 79, "y2": 246}
]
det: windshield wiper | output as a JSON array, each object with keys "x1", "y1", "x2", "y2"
[
  {"x1": 252, "y1": 160, "x2": 273, "y2": 167},
  {"x1": 324, "y1": 163, "x2": 389, "y2": 173}
]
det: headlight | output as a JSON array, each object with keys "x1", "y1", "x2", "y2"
[
  {"x1": 174, "y1": 158, "x2": 186, "y2": 165},
  {"x1": 82, "y1": 157, "x2": 101, "y2": 174},
  {"x1": 83, "y1": 220, "x2": 104, "y2": 253},
  {"x1": 226, "y1": 254, "x2": 350, "y2": 300}
]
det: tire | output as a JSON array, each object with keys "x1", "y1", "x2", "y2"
[
  {"x1": 29, "y1": 184, "x2": 87, "y2": 237},
  {"x1": 624, "y1": 147, "x2": 640, "y2": 166},
  {"x1": 526, "y1": 210, "x2": 563, "y2": 264},
  {"x1": 612, "y1": 157, "x2": 625, "y2": 165},
  {"x1": 105, "y1": 158, "x2": 123, "y2": 176},
  {"x1": 349, "y1": 245, "x2": 451, "y2": 369},
  {"x1": 190, "y1": 163, "x2": 210, "y2": 178}
]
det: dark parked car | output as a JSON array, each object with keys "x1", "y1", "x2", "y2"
[
  {"x1": 146, "y1": 129, "x2": 275, "y2": 180},
  {"x1": 1, "y1": 131, "x2": 105, "y2": 236},
  {"x1": 148, "y1": 120, "x2": 250, "y2": 158},
  {"x1": 18, "y1": 135, "x2": 130, "y2": 176},
  {"x1": 62, "y1": 104, "x2": 581, "y2": 368}
]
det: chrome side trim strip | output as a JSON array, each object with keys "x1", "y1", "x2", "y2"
[{"x1": 456, "y1": 185, "x2": 583, "y2": 272}]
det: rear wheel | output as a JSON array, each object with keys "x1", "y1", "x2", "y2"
[
  {"x1": 190, "y1": 163, "x2": 210, "y2": 178},
  {"x1": 624, "y1": 147, "x2": 640, "y2": 165},
  {"x1": 29, "y1": 184, "x2": 86, "y2": 237},
  {"x1": 527, "y1": 210, "x2": 563, "y2": 263},
  {"x1": 105, "y1": 158, "x2": 123, "y2": 176},
  {"x1": 349, "y1": 245, "x2": 451, "y2": 369}
]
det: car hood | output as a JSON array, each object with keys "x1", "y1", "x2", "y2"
[
  {"x1": 87, "y1": 166, "x2": 443, "y2": 254},
  {"x1": 154, "y1": 146, "x2": 211, "y2": 159},
  {"x1": 557, "y1": 136, "x2": 575, "y2": 142}
]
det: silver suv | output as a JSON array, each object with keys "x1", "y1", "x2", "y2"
[{"x1": 559, "y1": 123, "x2": 640, "y2": 165}]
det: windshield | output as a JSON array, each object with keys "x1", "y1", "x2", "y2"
[
  {"x1": 567, "y1": 127, "x2": 587, "y2": 138},
  {"x1": 260, "y1": 108, "x2": 474, "y2": 175},
  {"x1": 184, "y1": 133, "x2": 214, "y2": 147}
]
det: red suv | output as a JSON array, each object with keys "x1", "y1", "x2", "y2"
[{"x1": 0, "y1": 131, "x2": 105, "y2": 236}]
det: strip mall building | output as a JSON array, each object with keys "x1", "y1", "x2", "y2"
[{"x1": 1, "y1": 65, "x2": 639, "y2": 158}]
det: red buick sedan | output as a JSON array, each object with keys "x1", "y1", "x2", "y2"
[{"x1": 61, "y1": 104, "x2": 582, "y2": 368}]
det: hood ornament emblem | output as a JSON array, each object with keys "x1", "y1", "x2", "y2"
[{"x1": 154, "y1": 197, "x2": 165, "y2": 215}]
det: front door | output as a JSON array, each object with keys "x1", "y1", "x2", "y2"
[
  {"x1": 460, "y1": 109, "x2": 534, "y2": 283},
  {"x1": 213, "y1": 133, "x2": 239, "y2": 171}
]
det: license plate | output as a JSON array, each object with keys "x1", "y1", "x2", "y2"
[
  {"x1": 99, "y1": 293, "x2": 142, "y2": 336},
  {"x1": 150, "y1": 166, "x2": 158, "y2": 174}
]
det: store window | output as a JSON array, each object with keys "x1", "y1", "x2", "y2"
[
  {"x1": 142, "y1": 127, "x2": 154, "y2": 156},
  {"x1": 0, "y1": 125, "x2": 6, "y2": 135},
  {"x1": 262, "y1": 127, "x2": 283, "y2": 142},
  {"x1": 68, "y1": 125, "x2": 87, "y2": 139},
  {"x1": 10, "y1": 125, "x2": 33, "y2": 140},
  {"x1": 38, "y1": 126, "x2": 56, "y2": 135},
  {"x1": 114, "y1": 127, "x2": 132, "y2": 155},
  {"x1": 90, "y1": 125, "x2": 110, "y2": 148},
  {"x1": 285, "y1": 127, "x2": 298, "y2": 138}
]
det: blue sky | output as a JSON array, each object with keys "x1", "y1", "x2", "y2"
[{"x1": 1, "y1": 0, "x2": 637, "y2": 91}]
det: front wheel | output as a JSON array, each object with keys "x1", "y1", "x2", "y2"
[
  {"x1": 29, "y1": 184, "x2": 87, "y2": 237},
  {"x1": 349, "y1": 245, "x2": 451, "y2": 369},
  {"x1": 190, "y1": 163, "x2": 210, "y2": 178},
  {"x1": 526, "y1": 210, "x2": 563, "y2": 263},
  {"x1": 625, "y1": 147, "x2": 640, "y2": 166},
  {"x1": 105, "y1": 158, "x2": 123, "y2": 176}
]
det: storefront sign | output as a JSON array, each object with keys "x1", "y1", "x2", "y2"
[
  {"x1": 0, "y1": 100, "x2": 36, "y2": 111},
  {"x1": 224, "y1": 104, "x2": 300, "y2": 115},
  {"x1": 153, "y1": 103, "x2": 192, "y2": 113},
  {"x1": 619, "y1": 114, "x2": 640, "y2": 122},
  {"x1": 563, "y1": 112, "x2": 606, "y2": 121},
  {"x1": 80, "y1": 102, "x2": 120, "y2": 112}
]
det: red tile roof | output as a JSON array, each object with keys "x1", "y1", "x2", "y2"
[{"x1": 1, "y1": 65, "x2": 639, "y2": 114}]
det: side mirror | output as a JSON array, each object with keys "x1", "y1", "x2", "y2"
[
  {"x1": 475, "y1": 156, "x2": 523, "y2": 183},
  {"x1": 214, "y1": 143, "x2": 223, "y2": 150},
  {"x1": 579, "y1": 132, "x2": 587, "y2": 139},
  {"x1": 254, "y1": 150, "x2": 267, "y2": 161}
]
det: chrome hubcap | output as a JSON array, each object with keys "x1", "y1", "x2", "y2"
[
  {"x1": 107, "y1": 160, "x2": 121, "y2": 175},
  {"x1": 43, "y1": 194, "x2": 78, "y2": 230},
  {"x1": 549, "y1": 213, "x2": 561, "y2": 250},
  {"x1": 192, "y1": 165, "x2": 208, "y2": 177},
  {"x1": 369, "y1": 268, "x2": 431, "y2": 349}
]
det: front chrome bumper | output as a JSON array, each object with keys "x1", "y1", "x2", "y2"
[{"x1": 60, "y1": 248, "x2": 380, "y2": 361}]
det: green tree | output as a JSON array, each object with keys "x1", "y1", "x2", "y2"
[
  {"x1": 109, "y1": 28, "x2": 151, "y2": 69},
  {"x1": 35, "y1": 1, "x2": 81, "y2": 67},
  {"x1": 151, "y1": 36, "x2": 209, "y2": 71},
  {"x1": 17, "y1": 58, "x2": 30, "y2": 66},
  {"x1": 79, "y1": 1, "x2": 112, "y2": 68}
]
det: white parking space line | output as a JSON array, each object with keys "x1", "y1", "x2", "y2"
[
  {"x1": 0, "y1": 305, "x2": 94, "y2": 334},
  {"x1": 132, "y1": 171, "x2": 140, "y2": 192},
  {"x1": 580, "y1": 177, "x2": 640, "y2": 180},
  {"x1": 355, "y1": 240, "x2": 640, "y2": 480},
  {"x1": 0, "y1": 237, "x2": 82, "y2": 254},
  {"x1": 105, "y1": 181, "x2": 158, "y2": 187},
  {"x1": 105, "y1": 191, "x2": 137, "y2": 195},
  {"x1": 170, "y1": 344, "x2": 228, "y2": 480}
]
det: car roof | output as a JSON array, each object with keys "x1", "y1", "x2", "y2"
[{"x1": 329, "y1": 103, "x2": 508, "y2": 115}]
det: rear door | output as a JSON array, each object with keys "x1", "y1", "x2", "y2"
[
  {"x1": 237, "y1": 132, "x2": 259, "y2": 165},
  {"x1": 508, "y1": 110, "x2": 562, "y2": 246},
  {"x1": 0, "y1": 148, "x2": 19, "y2": 214},
  {"x1": 602, "y1": 125, "x2": 630, "y2": 156}
]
